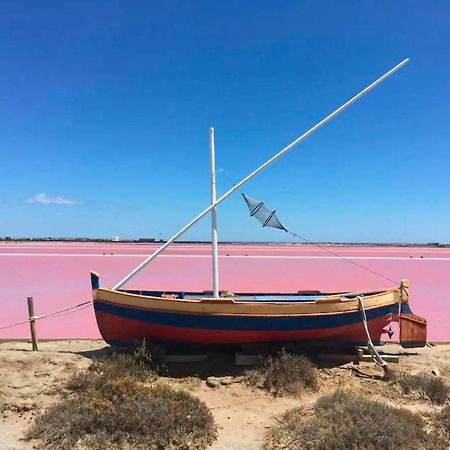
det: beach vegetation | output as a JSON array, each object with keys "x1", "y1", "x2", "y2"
[
  {"x1": 26, "y1": 350, "x2": 217, "y2": 449},
  {"x1": 246, "y1": 349, "x2": 318, "y2": 396},
  {"x1": 264, "y1": 390, "x2": 446, "y2": 449},
  {"x1": 397, "y1": 372, "x2": 449, "y2": 404},
  {"x1": 433, "y1": 404, "x2": 450, "y2": 437}
]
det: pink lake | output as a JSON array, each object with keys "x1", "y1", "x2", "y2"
[{"x1": 0, "y1": 242, "x2": 448, "y2": 342}]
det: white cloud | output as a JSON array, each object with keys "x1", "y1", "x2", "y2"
[{"x1": 26, "y1": 193, "x2": 83, "y2": 205}]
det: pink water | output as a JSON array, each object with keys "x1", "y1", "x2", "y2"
[{"x1": 1, "y1": 242, "x2": 449, "y2": 341}]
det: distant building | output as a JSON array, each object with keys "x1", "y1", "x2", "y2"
[
  {"x1": 111, "y1": 236, "x2": 120, "y2": 242},
  {"x1": 138, "y1": 237, "x2": 155, "y2": 243}
]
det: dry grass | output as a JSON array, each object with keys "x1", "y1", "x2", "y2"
[
  {"x1": 25, "y1": 350, "x2": 217, "y2": 450},
  {"x1": 264, "y1": 390, "x2": 447, "y2": 450},
  {"x1": 397, "y1": 372, "x2": 449, "y2": 405},
  {"x1": 246, "y1": 349, "x2": 318, "y2": 396},
  {"x1": 433, "y1": 404, "x2": 450, "y2": 437}
]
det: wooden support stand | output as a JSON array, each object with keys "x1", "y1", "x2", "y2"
[
  {"x1": 235, "y1": 352, "x2": 259, "y2": 366},
  {"x1": 163, "y1": 354, "x2": 208, "y2": 363},
  {"x1": 27, "y1": 296, "x2": 38, "y2": 351},
  {"x1": 235, "y1": 349, "x2": 399, "y2": 367},
  {"x1": 359, "y1": 354, "x2": 399, "y2": 364}
]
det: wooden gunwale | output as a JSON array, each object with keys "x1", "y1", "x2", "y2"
[{"x1": 93, "y1": 287, "x2": 400, "y2": 316}]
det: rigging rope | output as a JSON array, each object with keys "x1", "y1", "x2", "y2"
[
  {"x1": 357, "y1": 296, "x2": 388, "y2": 371},
  {"x1": 219, "y1": 168, "x2": 399, "y2": 286},
  {"x1": 0, "y1": 300, "x2": 92, "y2": 331},
  {"x1": 288, "y1": 231, "x2": 399, "y2": 285}
]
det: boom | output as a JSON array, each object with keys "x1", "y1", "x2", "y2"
[{"x1": 113, "y1": 58, "x2": 409, "y2": 290}]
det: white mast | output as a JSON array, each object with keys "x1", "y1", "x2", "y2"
[
  {"x1": 113, "y1": 58, "x2": 409, "y2": 290},
  {"x1": 210, "y1": 128, "x2": 219, "y2": 298}
]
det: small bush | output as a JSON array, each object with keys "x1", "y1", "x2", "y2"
[
  {"x1": 26, "y1": 354, "x2": 217, "y2": 449},
  {"x1": 433, "y1": 404, "x2": 450, "y2": 436},
  {"x1": 66, "y1": 340, "x2": 162, "y2": 393},
  {"x1": 398, "y1": 373, "x2": 449, "y2": 405},
  {"x1": 264, "y1": 390, "x2": 445, "y2": 450},
  {"x1": 90, "y1": 353, "x2": 149, "y2": 381},
  {"x1": 65, "y1": 370, "x2": 96, "y2": 392},
  {"x1": 246, "y1": 349, "x2": 318, "y2": 396},
  {"x1": 64, "y1": 352, "x2": 155, "y2": 396},
  {"x1": 131, "y1": 338, "x2": 167, "y2": 374}
]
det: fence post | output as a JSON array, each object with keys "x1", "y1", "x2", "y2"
[{"x1": 27, "y1": 296, "x2": 38, "y2": 351}]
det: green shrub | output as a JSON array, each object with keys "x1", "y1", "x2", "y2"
[
  {"x1": 264, "y1": 390, "x2": 446, "y2": 450},
  {"x1": 398, "y1": 373, "x2": 449, "y2": 405},
  {"x1": 131, "y1": 338, "x2": 167, "y2": 374},
  {"x1": 246, "y1": 349, "x2": 318, "y2": 396},
  {"x1": 26, "y1": 354, "x2": 216, "y2": 449}
]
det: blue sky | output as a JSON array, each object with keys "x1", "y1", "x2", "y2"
[{"x1": 1, "y1": 1, "x2": 449, "y2": 243}]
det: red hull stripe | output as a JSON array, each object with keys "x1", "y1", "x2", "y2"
[
  {"x1": 94, "y1": 301, "x2": 394, "y2": 331},
  {"x1": 95, "y1": 310, "x2": 391, "y2": 345}
]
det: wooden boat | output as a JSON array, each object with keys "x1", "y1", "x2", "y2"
[
  {"x1": 91, "y1": 59, "x2": 427, "y2": 351},
  {"x1": 92, "y1": 274, "x2": 426, "y2": 348}
]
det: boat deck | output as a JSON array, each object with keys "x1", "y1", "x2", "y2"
[{"x1": 122, "y1": 290, "x2": 331, "y2": 302}]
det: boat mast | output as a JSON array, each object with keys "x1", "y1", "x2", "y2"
[
  {"x1": 113, "y1": 58, "x2": 409, "y2": 290},
  {"x1": 210, "y1": 128, "x2": 219, "y2": 298}
]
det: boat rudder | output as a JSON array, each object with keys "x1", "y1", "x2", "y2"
[{"x1": 398, "y1": 279, "x2": 427, "y2": 348}]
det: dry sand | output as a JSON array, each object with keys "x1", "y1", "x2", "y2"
[{"x1": 0, "y1": 340, "x2": 449, "y2": 450}]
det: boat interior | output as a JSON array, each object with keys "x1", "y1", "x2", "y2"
[{"x1": 118, "y1": 289, "x2": 389, "y2": 302}]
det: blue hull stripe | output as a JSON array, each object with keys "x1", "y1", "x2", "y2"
[
  {"x1": 95, "y1": 302, "x2": 394, "y2": 331},
  {"x1": 400, "y1": 303, "x2": 413, "y2": 314}
]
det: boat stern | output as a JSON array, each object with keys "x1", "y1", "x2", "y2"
[{"x1": 397, "y1": 279, "x2": 427, "y2": 348}]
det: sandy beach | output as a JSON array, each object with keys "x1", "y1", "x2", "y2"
[{"x1": 1, "y1": 340, "x2": 449, "y2": 450}]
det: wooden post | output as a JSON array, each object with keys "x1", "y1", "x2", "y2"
[{"x1": 27, "y1": 296, "x2": 38, "y2": 351}]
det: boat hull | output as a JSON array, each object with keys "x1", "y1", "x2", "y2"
[
  {"x1": 95, "y1": 304, "x2": 393, "y2": 347},
  {"x1": 92, "y1": 277, "x2": 406, "y2": 347}
]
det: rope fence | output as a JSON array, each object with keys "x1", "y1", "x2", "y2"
[{"x1": 0, "y1": 300, "x2": 92, "y2": 331}]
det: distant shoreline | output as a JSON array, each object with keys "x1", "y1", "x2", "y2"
[{"x1": 0, "y1": 238, "x2": 448, "y2": 248}]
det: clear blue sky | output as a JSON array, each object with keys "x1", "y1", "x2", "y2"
[{"x1": 1, "y1": 1, "x2": 449, "y2": 243}]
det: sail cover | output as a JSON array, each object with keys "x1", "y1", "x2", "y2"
[{"x1": 242, "y1": 194, "x2": 287, "y2": 232}]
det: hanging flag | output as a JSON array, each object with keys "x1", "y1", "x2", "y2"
[{"x1": 242, "y1": 194, "x2": 287, "y2": 232}]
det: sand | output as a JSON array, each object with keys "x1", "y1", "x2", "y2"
[{"x1": 0, "y1": 340, "x2": 449, "y2": 450}]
